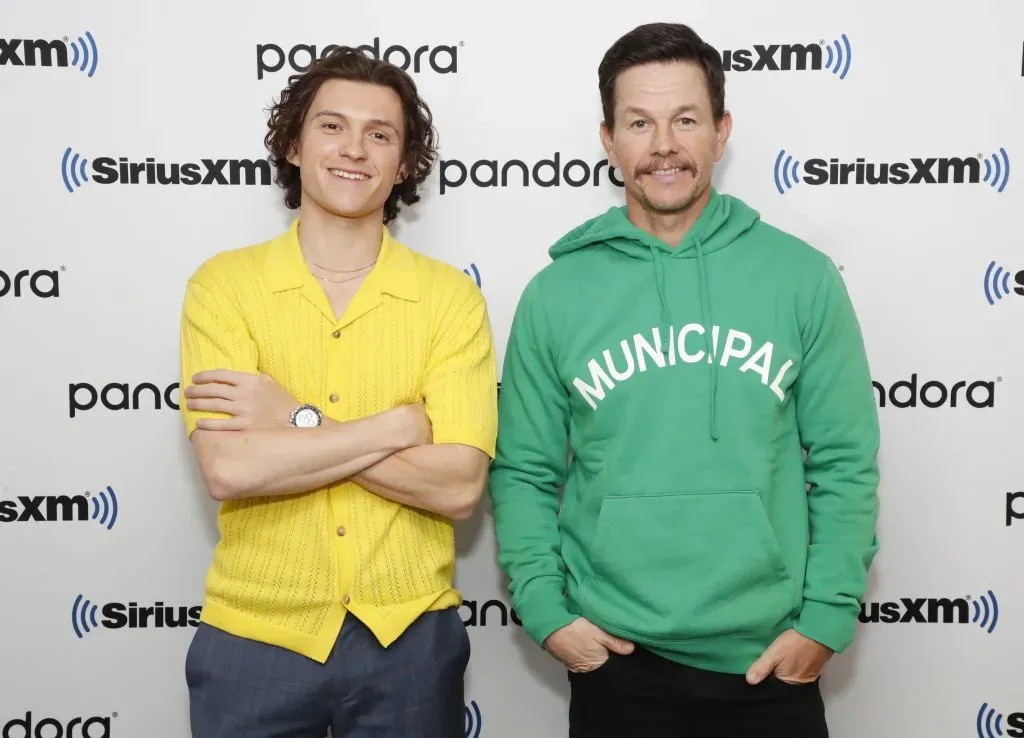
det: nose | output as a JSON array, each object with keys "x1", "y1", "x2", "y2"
[
  {"x1": 650, "y1": 123, "x2": 678, "y2": 157},
  {"x1": 338, "y1": 129, "x2": 367, "y2": 161}
]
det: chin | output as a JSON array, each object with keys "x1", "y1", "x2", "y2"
[
  {"x1": 309, "y1": 191, "x2": 388, "y2": 220},
  {"x1": 637, "y1": 192, "x2": 695, "y2": 214},
  {"x1": 643, "y1": 181, "x2": 709, "y2": 213}
]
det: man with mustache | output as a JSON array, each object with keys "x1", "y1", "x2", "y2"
[{"x1": 489, "y1": 22, "x2": 879, "y2": 736}]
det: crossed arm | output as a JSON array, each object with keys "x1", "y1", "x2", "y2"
[
  {"x1": 185, "y1": 371, "x2": 491, "y2": 520},
  {"x1": 178, "y1": 271, "x2": 497, "y2": 521}
]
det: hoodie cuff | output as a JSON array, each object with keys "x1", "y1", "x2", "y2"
[
  {"x1": 794, "y1": 600, "x2": 859, "y2": 654},
  {"x1": 513, "y1": 578, "x2": 579, "y2": 648}
]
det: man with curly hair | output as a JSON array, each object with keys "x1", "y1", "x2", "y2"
[{"x1": 176, "y1": 47, "x2": 498, "y2": 738}]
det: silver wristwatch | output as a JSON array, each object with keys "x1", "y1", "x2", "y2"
[{"x1": 289, "y1": 403, "x2": 323, "y2": 428}]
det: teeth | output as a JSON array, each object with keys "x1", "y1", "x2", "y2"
[
  {"x1": 652, "y1": 168, "x2": 683, "y2": 175},
  {"x1": 328, "y1": 169, "x2": 369, "y2": 181}
]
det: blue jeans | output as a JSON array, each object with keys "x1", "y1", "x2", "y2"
[{"x1": 185, "y1": 608, "x2": 470, "y2": 738}]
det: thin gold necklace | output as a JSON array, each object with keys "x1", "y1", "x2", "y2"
[
  {"x1": 313, "y1": 269, "x2": 372, "y2": 284},
  {"x1": 311, "y1": 257, "x2": 378, "y2": 273}
]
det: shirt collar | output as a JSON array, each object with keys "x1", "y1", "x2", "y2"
[{"x1": 264, "y1": 218, "x2": 420, "y2": 302}]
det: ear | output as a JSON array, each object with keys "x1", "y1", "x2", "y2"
[
  {"x1": 599, "y1": 121, "x2": 619, "y2": 169},
  {"x1": 286, "y1": 139, "x2": 300, "y2": 168},
  {"x1": 395, "y1": 161, "x2": 408, "y2": 185},
  {"x1": 713, "y1": 111, "x2": 733, "y2": 163}
]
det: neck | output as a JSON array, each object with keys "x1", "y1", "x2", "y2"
[
  {"x1": 296, "y1": 200, "x2": 385, "y2": 271},
  {"x1": 626, "y1": 184, "x2": 712, "y2": 248}
]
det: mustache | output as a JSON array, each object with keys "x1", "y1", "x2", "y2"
[{"x1": 635, "y1": 159, "x2": 694, "y2": 176}]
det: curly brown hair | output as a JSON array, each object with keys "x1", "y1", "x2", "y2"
[{"x1": 264, "y1": 47, "x2": 439, "y2": 224}]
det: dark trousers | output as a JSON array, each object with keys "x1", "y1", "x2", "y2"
[
  {"x1": 568, "y1": 646, "x2": 829, "y2": 738},
  {"x1": 185, "y1": 607, "x2": 469, "y2": 738}
]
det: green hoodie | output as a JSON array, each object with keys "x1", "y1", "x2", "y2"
[{"x1": 488, "y1": 188, "x2": 880, "y2": 675}]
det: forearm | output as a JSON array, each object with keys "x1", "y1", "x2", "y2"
[
  {"x1": 251, "y1": 447, "x2": 396, "y2": 497},
  {"x1": 192, "y1": 412, "x2": 409, "y2": 501},
  {"x1": 796, "y1": 455, "x2": 880, "y2": 652},
  {"x1": 490, "y1": 466, "x2": 576, "y2": 647},
  {"x1": 349, "y1": 444, "x2": 487, "y2": 520}
]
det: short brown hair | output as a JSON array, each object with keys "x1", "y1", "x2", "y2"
[
  {"x1": 264, "y1": 47, "x2": 439, "y2": 224},
  {"x1": 598, "y1": 23, "x2": 726, "y2": 129}
]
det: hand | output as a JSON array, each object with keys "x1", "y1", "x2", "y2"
[
  {"x1": 543, "y1": 617, "x2": 635, "y2": 673},
  {"x1": 388, "y1": 403, "x2": 432, "y2": 447},
  {"x1": 745, "y1": 629, "x2": 833, "y2": 685},
  {"x1": 184, "y1": 370, "x2": 299, "y2": 431}
]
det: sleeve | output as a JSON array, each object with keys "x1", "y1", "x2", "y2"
[
  {"x1": 488, "y1": 276, "x2": 578, "y2": 648},
  {"x1": 179, "y1": 271, "x2": 259, "y2": 437},
  {"x1": 792, "y1": 258, "x2": 881, "y2": 654},
  {"x1": 420, "y1": 278, "x2": 498, "y2": 458}
]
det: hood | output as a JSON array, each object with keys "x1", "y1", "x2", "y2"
[
  {"x1": 548, "y1": 188, "x2": 761, "y2": 442},
  {"x1": 549, "y1": 187, "x2": 758, "y2": 260}
]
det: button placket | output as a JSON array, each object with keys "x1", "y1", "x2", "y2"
[{"x1": 327, "y1": 324, "x2": 353, "y2": 613}]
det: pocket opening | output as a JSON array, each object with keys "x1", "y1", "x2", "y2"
[{"x1": 580, "y1": 490, "x2": 797, "y2": 642}]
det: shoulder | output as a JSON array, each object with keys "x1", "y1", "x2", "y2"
[
  {"x1": 741, "y1": 218, "x2": 844, "y2": 306},
  {"x1": 745, "y1": 218, "x2": 833, "y2": 273},
  {"x1": 185, "y1": 233, "x2": 278, "y2": 292},
  {"x1": 404, "y1": 241, "x2": 482, "y2": 292}
]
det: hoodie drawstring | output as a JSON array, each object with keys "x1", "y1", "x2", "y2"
[
  {"x1": 694, "y1": 239, "x2": 720, "y2": 441},
  {"x1": 650, "y1": 246, "x2": 673, "y2": 354},
  {"x1": 649, "y1": 239, "x2": 720, "y2": 442}
]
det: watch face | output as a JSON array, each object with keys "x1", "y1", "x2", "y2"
[{"x1": 294, "y1": 408, "x2": 320, "y2": 428}]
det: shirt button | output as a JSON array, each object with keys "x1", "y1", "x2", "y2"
[
  {"x1": 343, "y1": 595, "x2": 350, "y2": 605},
  {"x1": 336, "y1": 526, "x2": 346, "y2": 536},
  {"x1": 329, "y1": 394, "x2": 339, "y2": 403},
  {"x1": 332, "y1": 330, "x2": 341, "y2": 338}
]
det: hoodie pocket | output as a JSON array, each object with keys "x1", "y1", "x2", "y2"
[{"x1": 580, "y1": 490, "x2": 797, "y2": 642}]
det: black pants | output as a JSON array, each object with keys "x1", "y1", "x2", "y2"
[{"x1": 568, "y1": 646, "x2": 828, "y2": 738}]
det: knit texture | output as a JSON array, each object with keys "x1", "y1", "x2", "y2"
[{"x1": 179, "y1": 219, "x2": 498, "y2": 663}]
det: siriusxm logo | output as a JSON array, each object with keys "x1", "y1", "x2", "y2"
[
  {"x1": 439, "y1": 154, "x2": 624, "y2": 195},
  {"x1": 859, "y1": 591, "x2": 1000, "y2": 632},
  {"x1": 462, "y1": 263, "x2": 481, "y2": 288},
  {"x1": 60, "y1": 147, "x2": 271, "y2": 193},
  {"x1": 719, "y1": 35, "x2": 852, "y2": 79},
  {"x1": 465, "y1": 700, "x2": 482, "y2": 738},
  {"x1": 72, "y1": 595, "x2": 201, "y2": 639},
  {"x1": 978, "y1": 703, "x2": 1024, "y2": 737},
  {"x1": 0, "y1": 486, "x2": 118, "y2": 529},
  {"x1": 872, "y1": 375, "x2": 998, "y2": 409},
  {"x1": 69, "y1": 382, "x2": 179, "y2": 418},
  {"x1": 256, "y1": 38, "x2": 460, "y2": 80},
  {"x1": 984, "y1": 260, "x2": 1024, "y2": 305},
  {"x1": 459, "y1": 598, "x2": 521, "y2": 628},
  {"x1": 0, "y1": 32, "x2": 99, "y2": 77},
  {"x1": 2, "y1": 712, "x2": 113, "y2": 738},
  {"x1": 0, "y1": 267, "x2": 63, "y2": 298},
  {"x1": 1007, "y1": 492, "x2": 1024, "y2": 527},
  {"x1": 773, "y1": 147, "x2": 1011, "y2": 194}
]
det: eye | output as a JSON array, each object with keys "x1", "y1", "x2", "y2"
[
  {"x1": 370, "y1": 131, "x2": 391, "y2": 142},
  {"x1": 630, "y1": 120, "x2": 648, "y2": 130},
  {"x1": 676, "y1": 117, "x2": 696, "y2": 126},
  {"x1": 321, "y1": 122, "x2": 340, "y2": 131}
]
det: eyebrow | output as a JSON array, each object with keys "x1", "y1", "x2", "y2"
[
  {"x1": 312, "y1": 109, "x2": 400, "y2": 134},
  {"x1": 624, "y1": 104, "x2": 700, "y2": 118}
]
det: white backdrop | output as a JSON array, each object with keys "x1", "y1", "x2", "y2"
[{"x1": 2, "y1": 1, "x2": 1023, "y2": 736}]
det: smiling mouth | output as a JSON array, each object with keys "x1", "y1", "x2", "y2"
[
  {"x1": 328, "y1": 168, "x2": 371, "y2": 181},
  {"x1": 647, "y1": 167, "x2": 687, "y2": 176}
]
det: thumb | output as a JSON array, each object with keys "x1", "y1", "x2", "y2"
[
  {"x1": 746, "y1": 645, "x2": 782, "y2": 685},
  {"x1": 597, "y1": 631, "x2": 635, "y2": 655}
]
